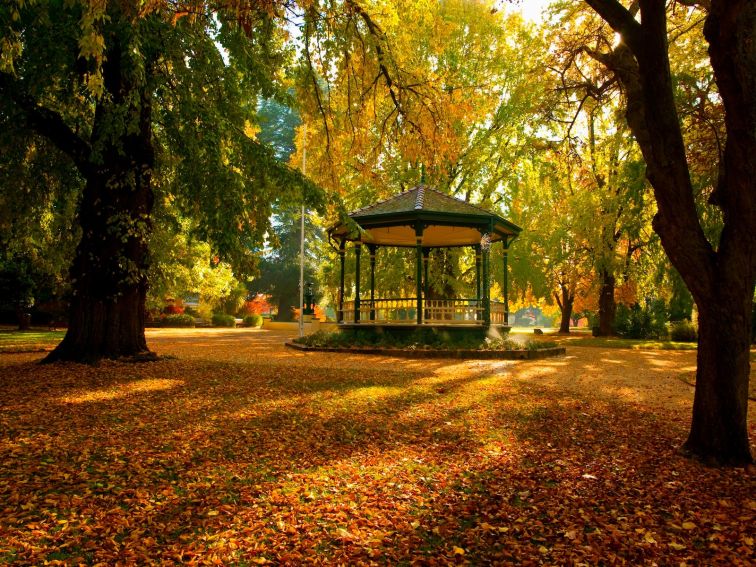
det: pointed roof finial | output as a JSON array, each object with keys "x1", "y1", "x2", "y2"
[{"x1": 420, "y1": 163, "x2": 426, "y2": 184}]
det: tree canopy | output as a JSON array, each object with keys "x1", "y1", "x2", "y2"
[{"x1": 0, "y1": 0, "x2": 325, "y2": 359}]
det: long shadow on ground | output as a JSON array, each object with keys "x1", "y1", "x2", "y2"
[{"x1": 0, "y1": 344, "x2": 752, "y2": 564}]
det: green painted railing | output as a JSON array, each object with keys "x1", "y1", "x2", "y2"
[{"x1": 340, "y1": 299, "x2": 508, "y2": 325}]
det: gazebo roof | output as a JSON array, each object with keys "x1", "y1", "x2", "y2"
[{"x1": 330, "y1": 185, "x2": 521, "y2": 248}]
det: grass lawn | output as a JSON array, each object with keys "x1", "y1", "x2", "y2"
[
  {"x1": 511, "y1": 327, "x2": 699, "y2": 350},
  {"x1": 0, "y1": 328, "x2": 753, "y2": 564},
  {"x1": 0, "y1": 325, "x2": 703, "y2": 353},
  {"x1": 0, "y1": 328, "x2": 65, "y2": 353}
]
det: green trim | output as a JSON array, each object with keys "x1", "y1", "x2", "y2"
[
  {"x1": 338, "y1": 240, "x2": 345, "y2": 323},
  {"x1": 369, "y1": 244, "x2": 377, "y2": 321},
  {"x1": 354, "y1": 244, "x2": 361, "y2": 324},
  {"x1": 483, "y1": 245, "x2": 490, "y2": 325},
  {"x1": 415, "y1": 223, "x2": 424, "y2": 325},
  {"x1": 475, "y1": 245, "x2": 481, "y2": 314},
  {"x1": 423, "y1": 248, "x2": 430, "y2": 300},
  {"x1": 347, "y1": 210, "x2": 521, "y2": 234},
  {"x1": 503, "y1": 242, "x2": 509, "y2": 325}
]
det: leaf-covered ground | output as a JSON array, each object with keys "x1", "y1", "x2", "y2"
[{"x1": 1, "y1": 328, "x2": 754, "y2": 565}]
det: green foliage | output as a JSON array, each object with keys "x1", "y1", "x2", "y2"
[
  {"x1": 669, "y1": 320, "x2": 697, "y2": 343},
  {"x1": 243, "y1": 314, "x2": 263, "y2": 327},
  {"x1": 256, "y1": 97, "x2": 300, "y2": 161},
  {"x1": 251, "y1": 207, "x2": 323, "y2": 322},
  {"x1": 194, "y1": 302, "x2": 212, "y2": 323},
  {"x1": 482, "y1": 337, "x2": 558, "y2": 351},
  {"x1": 294, "y1": 330, "x2": 556, "y2": 351},
  {"x1": 0, "y1": 127, "x2": 79, "y2": 318},
  {"x1": 1, "y1": 1, "x2": 329, "y2": 340},
  {"x1": 666, "y1": 267, "x2": 694, "y2": 322},
  {"x1": 613, "y1": 302, "x2": 668, "y2": 340},
  {"x1": 150, "y1": 12, "x2": 328, "y2": 276},
  {"x1": 211, "y1": 313, "x2": 236, "y2": 328},
  {"x1": 220, "y1": 282, "x2": 249, "y2": 317},
  {"x1": 160, "y1": 314, "x2": 195, "y2": 328}
]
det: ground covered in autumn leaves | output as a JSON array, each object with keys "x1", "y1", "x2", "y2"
[{"x1": 1, "y1": 329, "x2": 754, "y2": 565}]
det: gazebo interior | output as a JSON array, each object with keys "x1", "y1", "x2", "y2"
[{"x1": 328, "y1": 185, "x2": 521, "y2": 336}]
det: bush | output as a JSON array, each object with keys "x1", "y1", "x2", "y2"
[
  {"x1": 243, "y1": 314, "x2": 263, "y2": 327},
  {"x1": 161, "y1": 313, "x2": 195, "y2": 327},
  {"x1": 163, "y1": 303, "x2": 184, "y2": 315},
  {"x1": 197, "y1": 302, "x2": 214, "y2": 323},
  {"x1": 211, "y1": 313, "x2": 236, "y2": 327},
  {"x1": 614, "y1": 303, "x2": 667, "y2": 339},
  {"x1": 293, "y1": 330, "x2": 557, "y2": 351},
  {"x1": 669, "y1": 320, "x2": 697, "y2": 342},
  {"x1": 239, "y1": 295, "x2": 273, "y2": 316}
]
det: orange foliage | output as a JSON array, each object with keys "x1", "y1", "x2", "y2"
[
  {"x1": 240, "y1": 294, "x2": 273, "y2": 315},
  {"x1": 615, "y1": 280, "x2": 638, "y2": 307},
  {"x1": 291, "y1": 305, "x2": 326, "y2": 321},
  {"x1": 573, "y1": 292, "x2": 598, "y2": 314}
]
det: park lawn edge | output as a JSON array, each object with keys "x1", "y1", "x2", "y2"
[{"x1": 284, "y1": 341, "x2": 566, "y2": 359}]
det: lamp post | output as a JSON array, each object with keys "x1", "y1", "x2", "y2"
[{"x1": 299, "y1": 123, "x2": 307, "y2": 338}]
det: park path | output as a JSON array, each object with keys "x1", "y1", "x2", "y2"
[
  {"x1": 2, "y1": 327, "x2": 750, "y2": 420},
  {"x1": 142, "y1": 327, "x2": 751, "y2": 419}
]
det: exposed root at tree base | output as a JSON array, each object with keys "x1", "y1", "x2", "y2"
[
  {"x1": 678, "y1": 442, "x2": 754, "y2": 468},
  {"x1": 41, "y1": 349, "x2": 163, "y2": 365}
]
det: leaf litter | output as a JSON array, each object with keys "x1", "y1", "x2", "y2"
[{"x1": 0, "y1": 328, "x2": 753, "y2": 565}]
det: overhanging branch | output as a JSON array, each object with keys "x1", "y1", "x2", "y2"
[
  {"x1": 583, "y1": 0, "x2": 643, "y2": 53},
  {"x1": 0, "y1": 71, "x2": 91, "y2": 175}
]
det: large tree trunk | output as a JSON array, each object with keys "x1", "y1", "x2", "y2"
[
  {"x1": 46, "y1": 164, "x2": 154, "y2": 362},
  {"x1": 15, "y1": 307, "x2": 31, "y2": 331},
  {"x1": 584, "y1": 0, "x2": 754, "y2": 464},
  {"x1": 45, "y1": 38, "x2": 155, "y2": 363},
  {"x1": 596, "y1": 270, "x2": 616, "y2": 336},
  {"x1": 555, "y1": 285, "x2": 574, "y2": 334},
  {"x1": 679, "y1": 1, "x2": 756, "y2": 464},
  {"x1": 277, "y1": 295, "x2": 296, "y2": 321},
  {"x1": 682, "y1": 285, "x2": 753, "y2": 465}
]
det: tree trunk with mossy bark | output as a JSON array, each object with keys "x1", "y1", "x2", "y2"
[{"x1": 585, "y1": 0, "x2": 755, "y2": 465}]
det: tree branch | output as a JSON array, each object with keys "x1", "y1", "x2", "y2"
[
  {"x1": 583, "y1": 0, "x2": 643, "y2": 52},
  {"x1": 0, "y1": 72, "x2": 91, "y2": 175},
  {"x1": 302, "y1": 11, "x2": 332, "y2": 155},
  {"x1": 676, "y1": 0, "x2": 710, "y2": 11},
  {"x1": 347, "y1": 0, "x2": 424, "y2": 139}
]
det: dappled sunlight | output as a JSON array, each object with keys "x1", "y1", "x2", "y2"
[
  {"x1": 1, "y1": 329, "x2": 753, "y2": 565},
  {"x1": 645, "y1": 357, "x2": 687, "y2": 368},
  {"x1": 341, "y1": 385, "x2": 406, "y2": 403},
  {"x1": 59, "y1": 378, "x2": 185, "y2": 404},
  {"x1": 502, "y1": 332, "x2": 529, "y2": 347},
  {"x1": 433, "y1": 359, "x2": 515, "y2": 377},
  {"x1": 508, "y1": 364, "x2": 561, "y2": 380}
]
